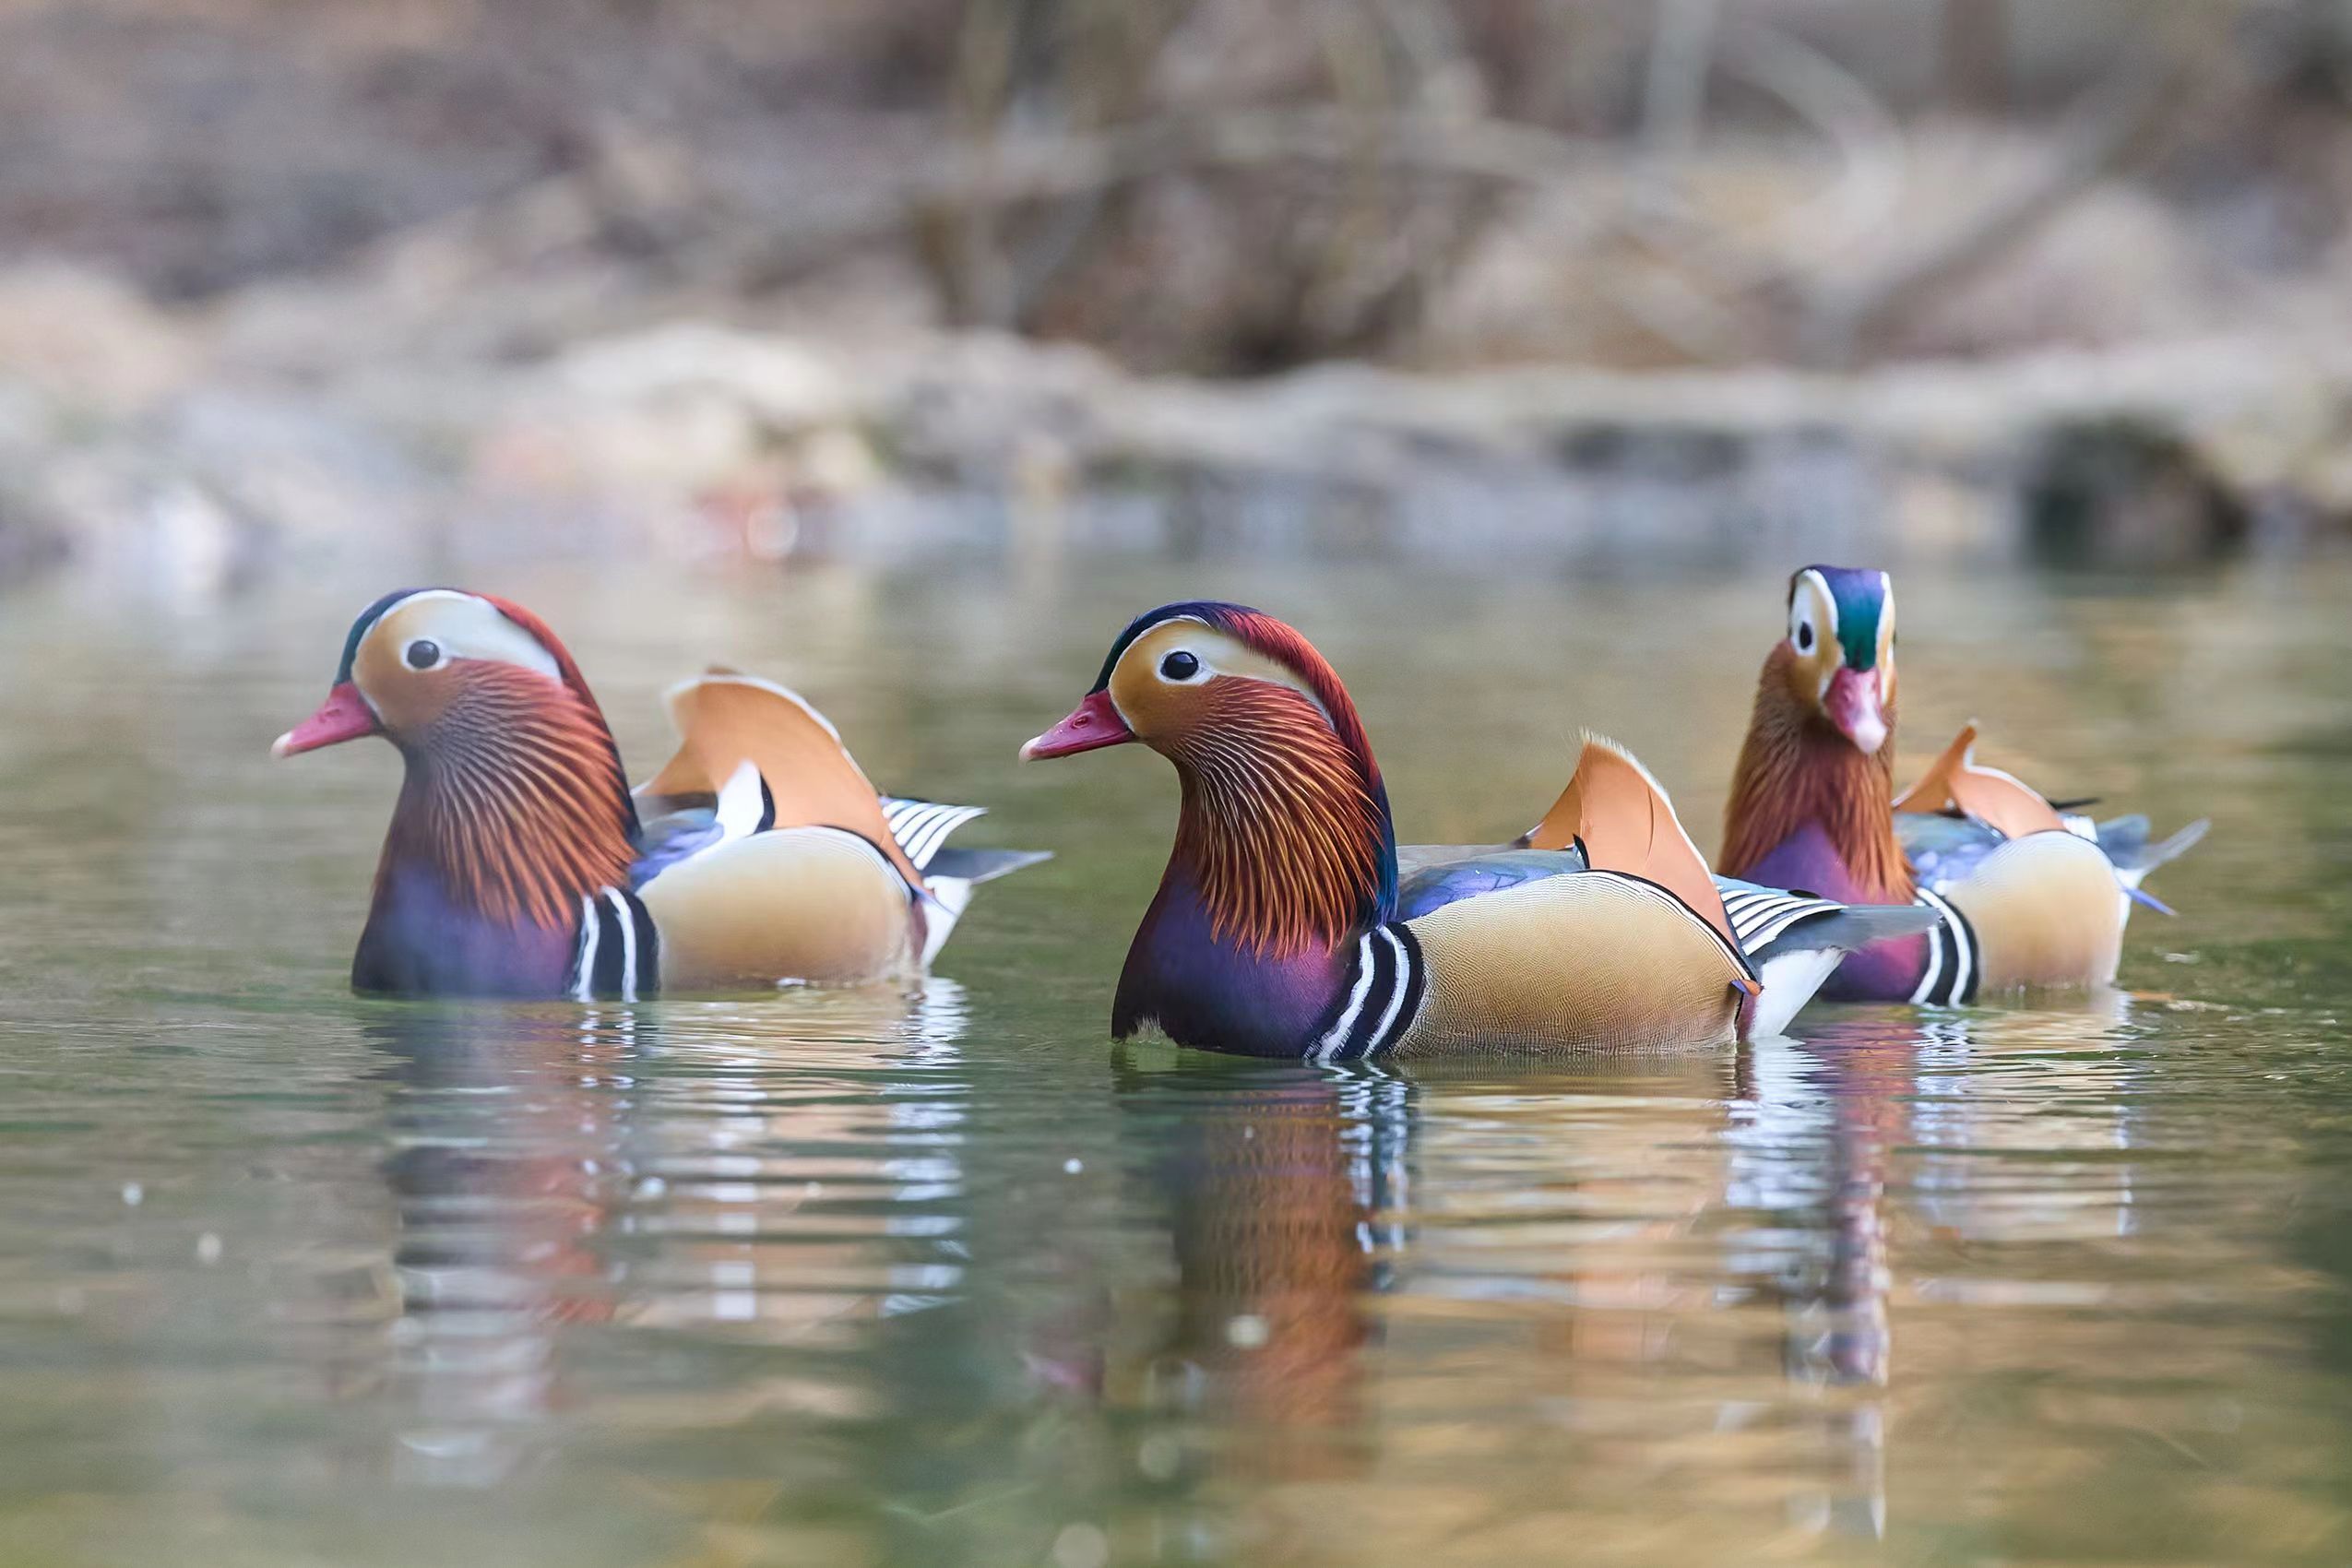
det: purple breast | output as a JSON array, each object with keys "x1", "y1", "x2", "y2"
[
  {"x1": 354, "y1": 862, "x2": 578, "y2": 998},
  {"x1": 1113, "y1": 880, "x2": 1349, "y2": 1057},
  {"x1": 1740, "y1": 824, "x2": 1929, "y2": 1004}
]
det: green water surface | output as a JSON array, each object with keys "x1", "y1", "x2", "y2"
[{"x1": 1, "y1": 553, "x2": 2347, "y2": 1567}]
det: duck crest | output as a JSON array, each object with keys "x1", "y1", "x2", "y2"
[
  {"x1": 1720, "y1": 645, "x2": 1914, "y2": 903},
  {"x1": 377, "y1": 622, "x2": 639, "y2": 933}
]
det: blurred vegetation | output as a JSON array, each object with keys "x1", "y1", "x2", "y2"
[
  {"x1": 8, "y1": 0, "x2": 2352, "y2": 372},
  {"x1": 3, "y1": 0, "x2": 2351, "y2": 581}
]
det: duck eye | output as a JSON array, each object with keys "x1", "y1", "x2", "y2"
[
  {"x1": 405, "y1": 639, "x2": 443, "y2": 671},
  {"x1": 1159, "y1": 650, "x2": 1201, "y2": 682},
  {"x1": 1795, "y1": 622, "x2": 1814, "y2": 652}
]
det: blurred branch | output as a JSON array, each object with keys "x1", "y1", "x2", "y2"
[
  {"x1": 1370, "y1": 0, "x2": 1485, "y2": 113},
  {"x1": 728, "y1": 105, "x2": 1609, "y2": 293},
  {"x1": 1732, "y1": 23, "x2": 1908, "y2": 276},
  {"x1": 1302, "y1": 0, "x2": 1408, "y2": 344},
  {"x1": 1938, "y1": 0, "x2": 2011, "y2": 109},
  {"x1": 921, "y1": 0, "x2": 1024, "y2": 328},
  {"x1": 1639, "y1": 0, "x2": 1721, "y2": 169},
  {"x1": 1293, "y1": 0, "x2": 1503, "y2": 355},
  {"x1": 999, "y1": 0, "x2": 1193, "y2": 329},
  {"x1": 1795, "y1": 36, "x2": 2192, "y2": 365},
  {"x1": 1625, "y1": 21, "x2": 1905, "y2": 279},
  {"x1": 1619, "y1": 17, "x2": 1905, "y2": 362},
  {"x1": 1371, "y1": 0, "x2": 1506, "y2": 358}
]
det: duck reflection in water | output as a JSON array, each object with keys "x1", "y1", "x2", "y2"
[
  {"x1": 1111, "y1": 1050, "x2": 1412, "y2": 1482},
  {"x1": 1727, "y1": 990, "x2": 2142, "y2": 1539},
  {"x1": 1724, "y1": 1019, "x2": 1907, "y2": 1542},
  {"x1": 361, "y1": 980, "x2": 973, "y2": 1486},
  {"x1": 364, "y1": 1004, "x2": 646, "y2": 1486}
]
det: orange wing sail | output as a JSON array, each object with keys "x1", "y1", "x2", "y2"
[
  {"x1": 1524, "y1": 735, "x2": 1746, "y2": 961},
  {"x1": 1892, "y1": 724, "x2": 2067, "y2": 841},
  {"x1": 639, "y1": 671, "x2": 923, "y2": 887}
]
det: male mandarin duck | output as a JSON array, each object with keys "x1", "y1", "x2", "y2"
[
  {"x1": 1716, "y1": 565, "x2": 2206, "y2": 1004},
  {"x1": 275, "y1": 588, "x2": 1044, "y2": 998},
  {"x1": 1022, "y1": 600, "x2": 1934, "y2": 1058}
]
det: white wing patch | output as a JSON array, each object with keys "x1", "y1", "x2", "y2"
[{"x1": 714, "y1": 760, "x2": 773, "y2": 843}]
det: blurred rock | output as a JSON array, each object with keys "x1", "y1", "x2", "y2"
[
  {"x1": 2020, "y1": 418, "x2": 2251, "y2": 568},
  {"x1": 6, "y1": 282, "x2": 2351, "y2": 589}
]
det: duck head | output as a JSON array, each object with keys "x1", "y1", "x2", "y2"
[
  {"x1": 1720, "y1": 564, "x2": 1913, "y2": 903},
  {"x1": 1025, "y1": 600, "x2": 1396, "y2": 961},
  {"x1": 278, "y1": 590, "x2": 638, "y2": 973},
  {"x1": 1779, "y1": 565, "x2": 1898, "y2": 755}
]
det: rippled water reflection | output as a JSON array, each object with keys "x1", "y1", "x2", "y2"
[{"x1": 2, "y1": 555, "x2": 2348, "y2": 1565}]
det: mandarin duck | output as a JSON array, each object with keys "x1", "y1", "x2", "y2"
[
  {"x1": 1716, "y1": 565, "x2": 2206, "y2": 1004},
  {"x1": 275, "y1": 588, "x2": 1044, "y2": 998},
  {"x1": 1022, "y1": 601, "x2": 1935, "y2": 1058}
]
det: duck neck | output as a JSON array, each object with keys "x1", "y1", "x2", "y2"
[
  {"x1": 362, "y1": 671, "x2": 640, "y2": 992},
  {"x1": 1114, "y1": 690, "x2": 1396, "y2": 1054},
  {"x1": 1720, "y1": 659, "x2": 1913, "y2": 904}
]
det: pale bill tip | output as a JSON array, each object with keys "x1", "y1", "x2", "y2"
[{"x1": 269, "y1": 731, "x2": 297, "y2": 759}]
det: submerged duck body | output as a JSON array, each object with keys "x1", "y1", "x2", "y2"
[
  {"x1": 1026, "y1": 600, "x2": 1932, "y2": 1059},
  {"x1": 278, "y1": 588, "x2": 1042, "y2": 999},
  {"x1": 1719, "y1": 566, "x2": 2206, "y2": 1004}
]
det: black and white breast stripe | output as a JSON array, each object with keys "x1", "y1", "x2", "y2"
[
  {"x1": 569, "y1": 886, "x2": 660, "y2": 1002},
  {"x1": 880, "y1": 797, "x2": 989, "y2": 872},
  {"x1": 1907, "y1": 887, "x2": 1979, "y2": 1005},
  {"x1": 1716, "y1": 885, "x2": 1846, "y2": 956},
  {"x1": 1309, "y1": 924, "x2": 1429, "y2": 1064}
]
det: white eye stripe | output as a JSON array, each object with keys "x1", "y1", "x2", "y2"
[
  {"x1": 1796, "y1": 569, "x2": 1840, "y2": 640},
  {"x1": 1789, "y1": 600, "x2": 1821, "y2": 656},
  {"x1": 1789, "y1": 569, "x2": 1842, "y2": 677},
  {"x1": 363, "y1": 591, "x2": 563, "y2": 687},
  {"x1": 1115, "y1": 616, "x2": 1337, "y2": 729}
]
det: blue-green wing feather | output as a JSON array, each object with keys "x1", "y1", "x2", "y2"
[{"x1": 1393, "y1": 845, "x2": 1586, "y2": 921}]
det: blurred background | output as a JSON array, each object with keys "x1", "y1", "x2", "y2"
[
  {"x1": 5, "y1": 0, "x2": 2352, "y2": 594},
  {"x1": 9, "y1": 12, "x2": 2352, "y2": 1566}
]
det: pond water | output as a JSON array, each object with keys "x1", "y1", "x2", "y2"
[{"x1": 2, "y1": 549, "x2": 2349, "y2": 1567}]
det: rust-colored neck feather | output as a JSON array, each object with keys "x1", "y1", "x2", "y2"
[
  {"x1": 382, "y1": 665, "x2": 639, "y2": 929},
  {"x1": 1165, "y1": 682, "x2": 1394, "y2": 959},
  {"x1": 1719, "y1": 646, "x2": 1913, "y2": 902}
]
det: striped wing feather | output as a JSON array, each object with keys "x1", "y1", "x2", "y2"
[{"x1": 881, "y1": 796, "x2": 990, "y2": 872}]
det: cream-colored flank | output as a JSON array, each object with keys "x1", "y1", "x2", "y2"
[
  {"x1": 1400, "y1": 873, "x2": 1745, "y2": 1055},
  {"x1": 1942, "y1": 829, "x2": 2123, "y2": 992},
  {"x1": 638, "y1": 827, "x2": 917, "y2": 989}
]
